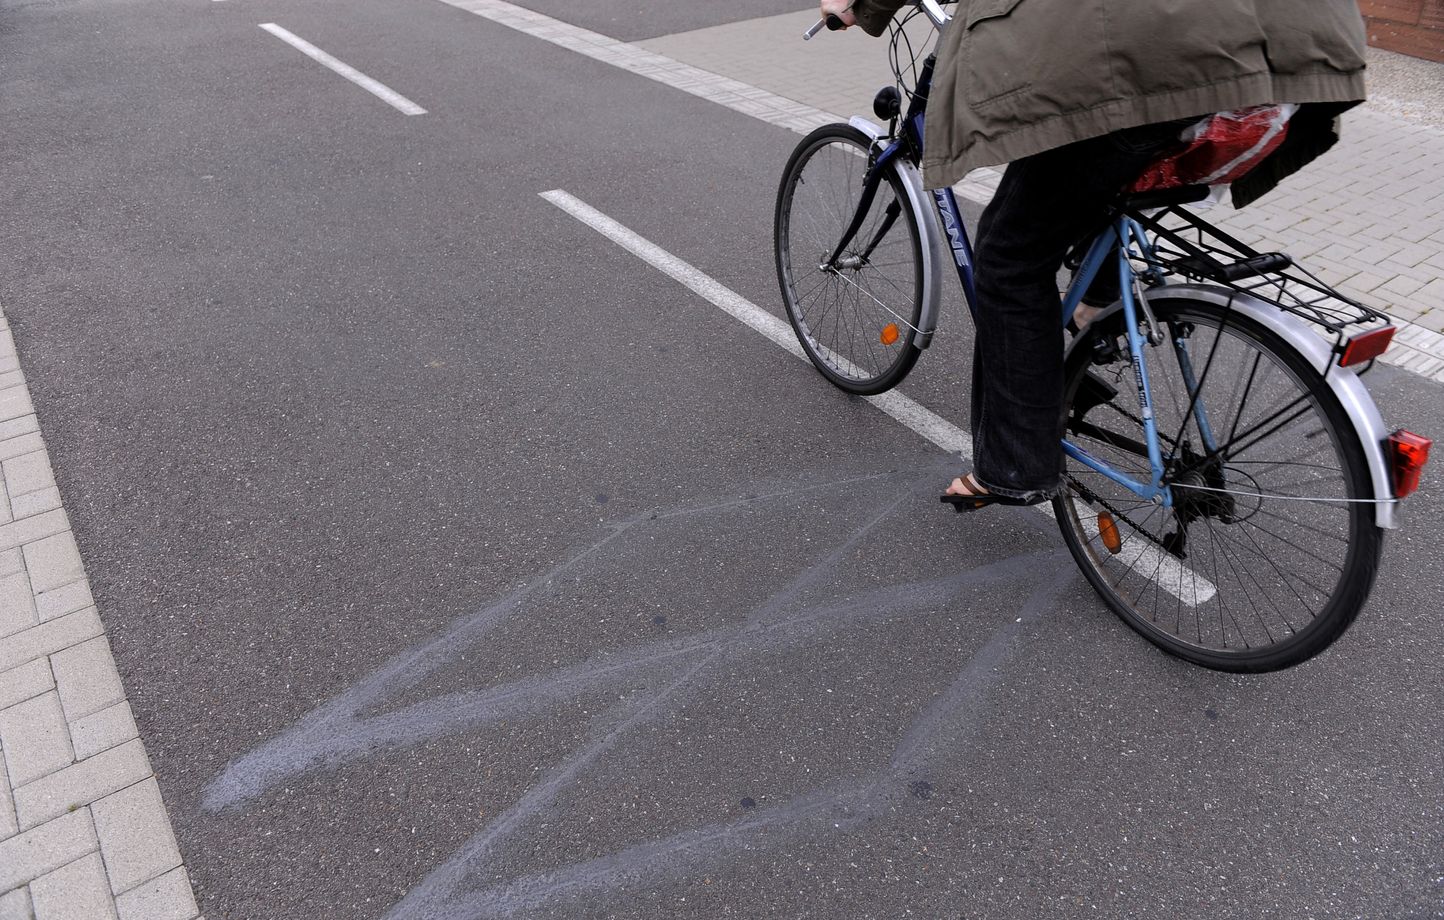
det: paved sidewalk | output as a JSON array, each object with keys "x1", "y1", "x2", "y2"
[
  {"x1": 0, "y1": 306, "x2": 198, "y2": 920},
  {"x1": 639, "y1": 10, "x2": 1444, "y2": 381}
]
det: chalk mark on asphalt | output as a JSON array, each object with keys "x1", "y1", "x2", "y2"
[{"x1": 204, "y1": 471, "x2": 1074, "y2": 918}]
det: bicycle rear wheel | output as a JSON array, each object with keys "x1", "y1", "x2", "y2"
[
  {"x1": 1053, "y1": 295, "x2": 1383, "y2": 672},
  {"x1": 774, "y1": 124, "x2": 925, "y2": 395}
]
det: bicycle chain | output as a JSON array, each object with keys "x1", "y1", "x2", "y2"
[{"x1": 1063, "y1": 473, "x2": 1173, "y2": 553}]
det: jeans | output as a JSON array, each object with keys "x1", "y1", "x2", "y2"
[{"x1": 968, "y1": 119, "x2": 1196, "y2": 500}]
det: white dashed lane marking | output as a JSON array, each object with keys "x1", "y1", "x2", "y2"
[{"x1": 259, "y1": 23, "x2": 427, "y2": 116}]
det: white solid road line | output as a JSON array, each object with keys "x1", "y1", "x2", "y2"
[
  {"x1": 541, "y1": 189, "x2": 1216, "y2": 605},
  {"x1": 259, "y1": 23, "x2": 427, "y2": 116},
  {"x1": 539, "y1": 189, "x2": 969, "y2": 454}
]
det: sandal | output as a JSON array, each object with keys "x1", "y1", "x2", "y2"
[{"x1": 939, "y1": 472, "x2": 1040, "y2": 513}]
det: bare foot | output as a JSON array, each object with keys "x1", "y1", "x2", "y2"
[{"x1": 1072, "y1": 303, "x2": 1103, "y2": 330}]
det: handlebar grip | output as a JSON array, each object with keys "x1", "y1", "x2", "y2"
[{"x1": 803, "y1": 13, "x2": 848, "y2": 39}]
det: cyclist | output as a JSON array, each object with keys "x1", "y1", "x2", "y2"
[{"x1": 817, "y1": 0, "x2": 1368, "y2": 510}]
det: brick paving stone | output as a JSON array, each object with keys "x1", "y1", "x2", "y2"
[
  {"x1": 1391, "y1": 240, "x2": 1440, "y2": 268},
  {"x1": 32, "y1": 581, "x2": 93, "y2": 623},
  {"x1": 1, "y1": 453, "x2": 55, "y2": 499},
  {"x1": 1393, "y1": 302, "x2": 1426, "y2": 322},
  {"x1": 1376, "y1": 260, "x2": 1439, "y2": 288},
  {"x1": 0, "y1": 549, "x2": 22, "y2": 579},
  {"x1": 114, "y1": 867, "x2": 197, "y2": 920},
  {"x1": 0, "y1": 570, "x2": 37, "y2": 638},
  {"x1": 9, "y1": 489, "x2": 61, "y2": 522},
  {"x1": 1351, "y1": 240, "x2": 1404, "y2": 266},
  {"x1": 0, "y1": 659, "x2": 54, "y2": 712},
  {"x1": 12, "y1": 738, "x2": 150, "y2": 830},
  {"x1": 0, "y1": 389, "x2": 33, "y2": 425},
  {"x1": 1316, "y1": 264, "x2": 1356, "y2": 288},
  {"x1": 1393, "y1": 221, "x2": 1440, "y2": 244},
  {"x1": 0, "y1": 747, "x2": 16, "y2": 839},
  {"x1": 1397, "y1": 323, "x2": 1444, "y2": 350},
  {"x1": 28, "y1": 853, "x2": 117, "y2": 920},
  {"x1": 48, "y1": 638, "x2": 124, "y2": 722},
  {"x1": 0, "y1": 417, "x2": 39, "y2": 444},
  {"x1": 1401, "y1": 353, "x2": 1444, "y2": 376},
  {"x1": 0, "y1": 608, "x2": 104, "y2": 676},
  {"x1": 0, "y1": 809, "x2": 97, "y2": 892},
  {"x1": 92, "y1": 778, "x2": 183, "y2": 894},
  {"x1": 0, "y1": 435, "x2": 42, "y2": 465},
  {"x1": 1380, "y1": 272, "x2": 1429, "y2": 300},
  {"x1": 19, "y1": 534, "x2": 82, "y2": 598},
  {"x1": 1414, "y1": 278, "x2": 1444, "y2": 310},
  {"x1": 68, "y1": 701, "x2": 139, "y2": 761},
  {"x1": 0, "y1": 888, "x2": 33, "y2": 920},
  {"x1": 0, "y1": 510, "x2": 67, "y2": 555},
  {"x1": 0, "y1": 692, "x2": 75, "y2": 787},
  {"x1": 1352, "y1": 220, "x2": 1395, "y2": 242}
]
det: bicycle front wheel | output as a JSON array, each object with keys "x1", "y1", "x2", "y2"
[
  {"x1": 1053, "y1": 295, "x2": 1383, "y2": 672},
  {"x1": 774, "y1": 124, "x2": 925, "y2": 395}
]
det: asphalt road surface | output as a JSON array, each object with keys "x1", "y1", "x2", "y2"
[{"x1": 3, "y1": 0, "x2": 1443, "y2": 918}]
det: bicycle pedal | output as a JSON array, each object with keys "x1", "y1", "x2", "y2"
[{"x1": 1088, "y1": 335, "x2": 1122, "y2": 364}]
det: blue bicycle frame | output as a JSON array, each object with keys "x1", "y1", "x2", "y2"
[{"x1": 849, "y1": 52, "x2": 1229, "y2": 510}]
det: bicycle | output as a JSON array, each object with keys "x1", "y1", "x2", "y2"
[{"x1": 775, "y1": 0, "x2": 1432, "y2": 672}]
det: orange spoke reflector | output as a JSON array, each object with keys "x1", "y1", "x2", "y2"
[
  {"x1": 880, "y1": 323, "x2": 900, "y2": 346},
  {"x1": 1098, "y1": 511, "x2": 1122, "y2": 554}
]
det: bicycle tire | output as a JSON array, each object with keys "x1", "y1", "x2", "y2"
[
  {"x1": 1053, "y1": 295, "x2": 1383, "y2": 672},
  {"x1": 774, "y1": 124, "x2": 926, "y2": 396}
]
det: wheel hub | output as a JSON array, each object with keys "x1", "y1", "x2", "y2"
[
  {"x1": 821, "y1": 254, "x2": 866, "y2": 272},
  {"x1": 1161, "y1": 445, "x2": 1240, "y2": 558}
]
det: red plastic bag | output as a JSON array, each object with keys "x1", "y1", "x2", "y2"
[{"x1": 1130, "y1": 105, "x2": 1297, "y2": 193}]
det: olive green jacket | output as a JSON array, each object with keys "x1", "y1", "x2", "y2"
[{"x1": 852, "y1": 0, "x2": 1368, "y2": 196}]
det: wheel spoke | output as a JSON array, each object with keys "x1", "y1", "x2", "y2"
[
  {"x1": 777, "y1": 127, "x2": 923, "y2": 393},
  {"x1": 1056, "y1": 297, "x2": 1375, "y2": 669}
]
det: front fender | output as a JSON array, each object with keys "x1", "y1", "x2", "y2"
[{"x1": 848, "y1": 117, "x2": 943, "y2": 348}]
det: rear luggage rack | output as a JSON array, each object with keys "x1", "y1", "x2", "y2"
[
  {"x1": 1170, "y1": 251, "x2": 1294, "y2": 283},
  {"x1": 1127, "y1": 205, "x2": 1394, "y2": 372}
]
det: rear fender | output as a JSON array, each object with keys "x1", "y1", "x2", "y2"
[{"x1": 1065, "y1": 283, "x2": 1398, "y2": 529}]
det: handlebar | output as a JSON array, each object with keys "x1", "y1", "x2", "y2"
[
  {"x1": 803, "y1": 13, "x2": 847, "y2": 40},
  {"x1": 803, "y1": 0, "x2": 952, "y2": 40}
]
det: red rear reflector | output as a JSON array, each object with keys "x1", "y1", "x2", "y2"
[
  {"x1": 1388, "y1": 429, "x2": 1432, "y2": 499},
  {"x1": 1339, "y1": 326, "x2": 1395, "y2": 366}
]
